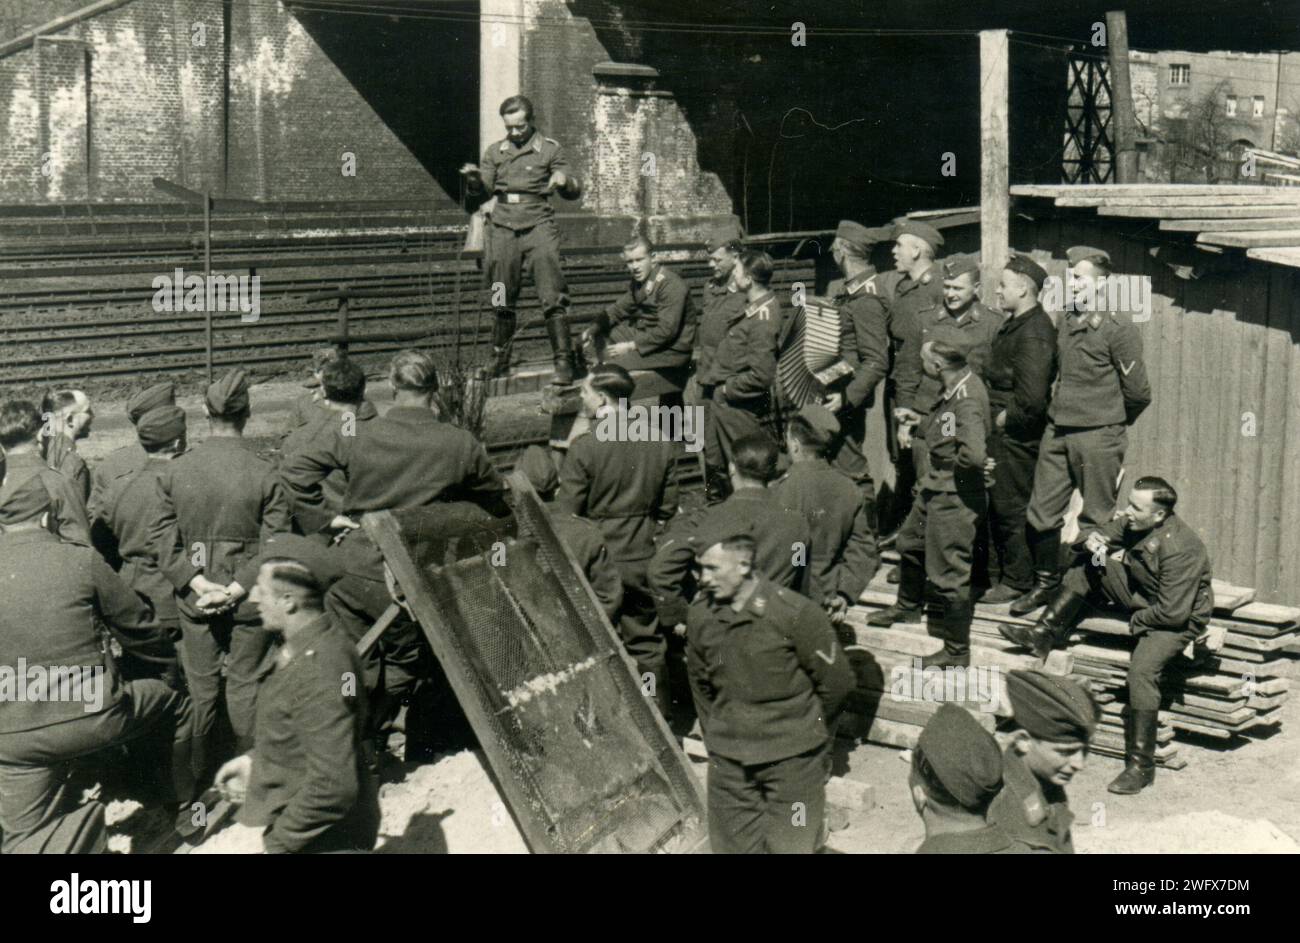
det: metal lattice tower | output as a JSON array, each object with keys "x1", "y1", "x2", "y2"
[{"x1": 1062, "y1": 54, "x2": 1116, "y2": 183}]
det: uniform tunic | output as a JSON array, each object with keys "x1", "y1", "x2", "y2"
[
  {"x1": 914, "y1": 301, "x2": 1003, "y2": 408},
  {"x1": 89, "y1": 441, "x2": 148, "y2": 521},
  {"x1": 0, "y1": 451, "x2": 90, "y2": 546},
  {"x1": 988, "y1": 749, "x2": 1076, "y2": 853},
  {"x1": 599, "y1": 264, "x2": 699, "y2": 371},
  {"x1": 547, "y1": 508, "x2": 624, "y2": 620},
  {"x1": 279, "y1": 400, "x2": 379, "y2": 534},
  {"x1": 695, "y1": 279, "x2": 748, "y2": 379},
  {"x1": 697, "y1": 290, "x2": 779, "y2": 473},
  {"x1": 824, "y1": 269, "x2": 894, "y2": 491},
  {"x1": 916, "y1": 824, "x2": 1020, "y2": 854},
  {"x1": 773, "y1": 460, "x2": 879, "y2": 606},
  {"x1": 887, "y1": 265, "x2": 946, "y2": 413}
]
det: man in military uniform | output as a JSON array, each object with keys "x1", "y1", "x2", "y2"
[
  {"x1": 0, "y1": 399, "x2": 90, "y2": 545},
  {"x1": 585, "y1": 236, "x2": 699, "y2": 399},
  {"x1": 285, "y1": 347, "x2": 342, "y2": 436},
  {"x1": 650, "y1": 433, "x2": 810, "y2": 630},
  {"x1": 0, "y1": 478, "x2": 195, "y2": 853},
  {"x1": 1013, "y1": 246, "x2": 1152, "y2": 617},
  {"x1": 93, "y1": 405, "x2": 191, "y2": 686},
  {"x1": 773, "y1": 406, "x2": 879, "y2": 625},
  {"x1": 150, "y1": 369, "x2": 294, "y2": 778},
  {"x1": 515, "y1": 444, "x2": 623, "y2": 621},
  {"x1": 461, "y1": 94, "x2": 583, "y2": 383},
  {"x1": 89, "y1": 381, "x2": 175, "y2": 519},
  {"x1": 915, "y1": 257, "x2": 1001, "y2": 406},
  {"x1": 215, "y1": 536, "x2": 380, "y2": 853},
  {"x1": 1001, "y1": 477, "x2": 1211, "y2": 795},
  {"x1": 695, "y1": 250, "x2": 779, "y2": 502},
  {"x1": 868, "y1": 344, "x2": 991, "y2": 669},
  {"x1": 981, "y1": 256, "x2": 1058, "y2": 604},
  {"x1": 686, "y1": 519, "x2": 854, "y2": 854},
  {"x1": 557, "y1": 363, "x2": 679, "y2": 717},
  {"x1": 823, "y1": 220, "x2": 895, "y2": 505},
  {"x1": 39, "y1": 388, "x2": 94, "y2": 504},
  {"x1": 912, "y1": 703, "x2": 1017, "y2": 854},
  {"x1": 988, "y1": 669, "x2": 1097, "y2": 853},
  {"x1": 886, "y1": 220, "x2": 947, "y2": 463}
]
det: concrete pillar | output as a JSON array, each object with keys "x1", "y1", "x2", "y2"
[{"x1": 479, "y1": 0, "x2": 524, "y2": 154}]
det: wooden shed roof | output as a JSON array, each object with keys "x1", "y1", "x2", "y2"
[{"x1": 1011, "y1": 184, "x2": 1300, "y2": 268}]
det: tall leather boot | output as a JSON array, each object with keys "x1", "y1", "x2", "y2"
[
  {"x1": 923, "y1": 597, "x2": 972, "y2": 668},
  {"x1": 545, "y1": 314, "x2": 577, "y2": 386},
  {"x1": 490, "y1": 310, "x2": 517, "y2": 377},
  {"x1": 999, "y1": 586, "x2": 1086, "y2": 660},
  {"x1": 1008, "y1": 527, "x2": 1062, "y2": 617},
  {"x1": 867, "y1": 558, "x2": 925, "y2": 626},
  {"x1": 1108, "y1": 709, "x2": 1158, "y2": 794}
]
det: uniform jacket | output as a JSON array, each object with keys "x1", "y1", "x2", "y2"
[
  {"x1": 475, "y1": 130, "x2": 581, "y2": 231},
  {"x1": 835, "y1": 269, "x2": 893, "y2": 410},
  {"x1": 547, "y1": 508, "x2": 624, "y2": 620},
  {"x1": 696, "y1": 289, "x2": 778, "y2": 403},
  {"x1": 286, "y1": 393, "x2": 332, "y2": 436},
  {"x1": 150, "y1": 436, "x2": 293, "y2": 621},
  {"x1": 96, "y1": 456, "x2": 180, "y2": 626},
  {"x1": 916, "y1": 825, "x2": 1021, "y2": 854},
  {"x1": 649, "y1": 485, "x2": 811, "y2": 626},
  {"x1": 601, "y1": 264, "x2": 699, "y2": 370},
  {"x1": 0, "y1": 529, "x2": 153, "y2": 733},
  {"x1": 241, "y1": 616, "x2": 381, "y2": 854},
  {"x1": 44, "y1": 435, "x2": 91, "y2": 505},
  {"x1": 988, "y1": 748, "x2": 1075, "y2": 853},
  {"x1": 1050, "y1": 310, "x2": 1151, "y2": 428},
  {"x1": 686, "y1": 576, "x2": 854, "y2": 765},
  {"x1": 985, "y1": 304, "x2": 1058, "y2": 441},
  {"x1": 888, "y1": 265, "x2": 946, "y2": 411},
  {"x1": 773, "y1": 460, "x2": 878, "y2": 604},
  {"x1": 555, "y1": 428, "x2": 678, "y2": 567},
  {"x1": 914, "y1": 301, "x2": 1003, "y2": 408},
  {"x1": 919, "y1": 371, "x2": 991, "y2": 494},
  {"x1": 1083, "y1": 513, "x2": 1214, "y2": 634},
  {"x1": 89, "y1": 442, "x2": 148, "y2": 521},
  {"x1": 695, "y1": 280, "x2": 747, "y2": 377},
  {"x1": 0, "y1": 451, "x2": 90, "y2": 546},
  {"x1": 279, "y1": 400, "x2": 379, "y2": 533}
]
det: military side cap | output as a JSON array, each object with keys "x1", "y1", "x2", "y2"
[
  {"x1": 893, "y1": 219, "x2": 945, "y2": 250},
  {"x1": 126, "y1": 382, "x2": 175, "y2": 425},
  {"x1": 706, "y1": 219, "x2": 744, "y2": 251},
  {"x1": 1005, "y1": 254, "x2": 1048, "y2": 290},
  {"x1": 940, "y1": 255, "x2": 980, "y2": 280},
  {"x1": 258, "y1": 533, "x2": 346, "y2": 590},
  {"x1": 205, "y1": 368, "x2": 250, "y2": 418},
  {"x1": 1067, "y1": 245, "x2": 1111, "y2": 267},
  {"x1": 1007, "y1": 669, "x2": 1098, "y2": 743},
  {"x1": 916, "y1": 703, "x2": 1003, "y2": 809},
  {"x1": 0, "y1": 476, "x2": 52, "y2": 525},
  {"x1": 515, "y1": 444, "x2": 559, "y2": 495},
  {"x1": 690, "y1": 515, "x2": 755, "y2": 557},
  {"x1": 136, "y1": 405, "x2": 186, "y2": 449},
  {"x1": 797, "y1": 403, "x2": 840, "y2": 438},
  {"x1": 835, "y1": 220, "x2": 876, "y2": 254}
]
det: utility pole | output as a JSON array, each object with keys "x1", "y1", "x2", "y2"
[{"x1": 1106, "y1": 10, "x2": 1139, "y2": 183}]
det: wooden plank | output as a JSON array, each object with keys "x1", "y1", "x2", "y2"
[
  {"x1": 1247, "y1": 246, "x2": 1300, "y2": 267},
  {"x1": 1161, "y1": 217, "x2": 1300, "y2": 232},
  {"x1": 1198, "y1": 230, "x2": 1300, "y2": 249},
  {"x1": 1273, "y1": 264, "x2": 1300, "y2": 608},
  {"x1": 1097, "y1": 205, "x2": 1300, "y2": 219},
  {"x1": 1233, "y1": 601, "x2": 1300, "y2": 624},
  {"x1": 356, "y1": 603, "x2": 401, "y2": 656},
  {"x1": 1012, "y1": 184, "x2": 1285, "y2": 198},
  {"x1": 1059, "y1": 194, "x2": 1300, "y2": 208},
  {"x1": 979, "y1": 30, "x2": 1010, "y2": 306}
]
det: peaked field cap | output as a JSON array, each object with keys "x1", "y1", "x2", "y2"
[
  {"x1": 1006, "y1": 669, "x2": 1098, "y2": 742},
  {"x1": 1067, "y1": 245, "x2": 1111, "y2": 267},
  {"x1": 1005, "y1": 254, "x2": 1048, "y2": 290},
  {"x1": 893, "y1": 219, "x2": 945, "y2": 249}
]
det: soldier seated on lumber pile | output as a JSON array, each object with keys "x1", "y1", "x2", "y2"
[
  {"x1": 999, "y1": 476, "x2": 1213, "y2": 796},
  {"x1": 911, "y1": 703, "x2": 1018, "y2": 854},
  {"x1": 685, "y1": 518, "x2": 853, "y2": 854},
  {"x1": 215, "y1": 537, "x2": 380, "y2": 854},
  {"x1": 989, "y1": 670, "x2": 1097, "y2": 854},
  {"x1": 514, "y1": 444, "x2": 623, "y2": 621}
]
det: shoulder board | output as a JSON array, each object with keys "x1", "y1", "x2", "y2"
[
  {"x1": 654, "y1": 270, "x2": 666, "y2": 284},
  {"x1": 1089, "y1": 313, "x2": 1103, "y2": 330},
  {"x1": 497, "y1": 140, "x2": 510, "y2": 153},
  {"x1": 544, "y1": 136, "x2": 560, "y2": 146},
  {"x1": 1022, "y1": 792, "x2": 1047, "y2": 826},
  {"x1": 750, "y1": 593, "x2": 767, "y2": 615},
  {"x1": 920, "y1": 272, "x2": 932, "y2": 285},
  {"x1": 1146, "y1": 538, "x2": 1159, "y2": 553},
  {"x1": 746, "y1": 302, "x2": 772, "y2": 321}
]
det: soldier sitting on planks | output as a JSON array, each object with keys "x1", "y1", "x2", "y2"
[
  {"x1": 999, "y1": 476, "x2": 1213, "y2": 796},
  {"x1": 215, "y1": 536, "x2": 380, "y2": 854},
  {"x1": 514, "y1": 444, "x2": 623, "y2": 622},
  {"x1": 685, "y1": 517, "x2": 854, "y2": 854},
  {"x1": 39, "y1": 388, "x2": 95, "y2": 505},
  {"x1": 0, "y1": 398, "x2": 91, "y2": 546},
  {"x1": 89, "y1": 381, "x2": 175, "y2": 521},
  {"x1": 988, "y1": 669, "x2": 1097, "y2": 853},
  {"x1": 911, "y1": 703, "x2": 1019, "y2": 854}
]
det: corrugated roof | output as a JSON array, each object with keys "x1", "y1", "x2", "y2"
[{"x1": 1011, "y1": 184, "x2": 1300, "y2": 268}]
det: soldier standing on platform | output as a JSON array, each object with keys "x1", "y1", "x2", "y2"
[{"x1": 461, "y1": 94, "x2": 583, "y2": 383}]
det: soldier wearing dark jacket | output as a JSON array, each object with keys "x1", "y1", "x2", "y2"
[
  {"x1": 0, "y1": 399, "x2": 91, "y2": 546},
  {"x1": 557, "y1": 364, "x2": 679, "y2": 716},
  {"x1": 650, "y1": 434, "x2": 810, "y2": 628},
  {"x1": 981, "y1": 256, "x2": 1058, "y2": 603},
  {"x1": 1014, "y1": 246, "x2": 1152, "y2": 617},
  {"x1": 39, "y1": 388, "x2": 94, "y2": 506},
  {"x1": 988, "y1": 670, "x2": 1097, "y2": 854},
  {"x1": 773, "y1": 406, "x2": 879, "y2": 623},
  {"x1": 0, "y1": 481, "x2": 195, "y2": 854},
  {"x1": 89, "y1": 381, "x2": 175, "y2": 519},
  {"x1": 216, "y1": 540, "x2": 379, "y2": 854},
  {"x1": 686, "y1": 518, "x2": 853, "y2": 854},
  {"x1": 886, "y1": 221, "x2": 947, "y2": 430},
  {"x1": 868, "y1": 344, "x2": 991, "y2": 668},
  {"x1": 149, "y1": 369, "x2": 294, "y2": 776},
  {"x1": 696, "y1": 250, "x2": 779, "y2": 501},
  {"x1": 1001, "y1": 477, "x2": 1210, "y2": 796}
]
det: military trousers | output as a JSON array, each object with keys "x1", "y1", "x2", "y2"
[
  {"x1": 1064, "y1": 557, "x2": 1198, "y2": 711},
  {"x1": 179, "y1": 609, "x2": 275, "y2": 765},
  {"x1": 827, "y1": 399, "x2": 874, "y2": 503},
  {"x1": 897, "y1": 488, "x2": 987, "y2": 603},
  {"x1": 485, "y1": 218, "x2": 569, "y2": 322},
  {"x1": 702, "y1": 386, "x2": 768, "y2": 475},
  {"x1": 1027, "y1": 423, "x2": 1127, "y2": 535},
  {"x1": 0, "y1": 679, "x2": 194, "y2": 853},
  {"x1": 707, "y1": 742, "x2": 829, "y2": 854},
  {"x1": 986, "y1": 428, "x2": 1040, "y2": 590},
  {"x1": 614, "y1": 560, "x2": 670, "y2": 718}
]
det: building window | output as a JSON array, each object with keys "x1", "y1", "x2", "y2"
[
  {"x1": 1170, "y1": 63, "x2": 1190, "y2": 85},
  {"x1": 1253, "y1": 95, "x2": 1265, "y2": 117},
  {"x1": 1226, "y1": 96, "x2": 1237, "y2": 117}
]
